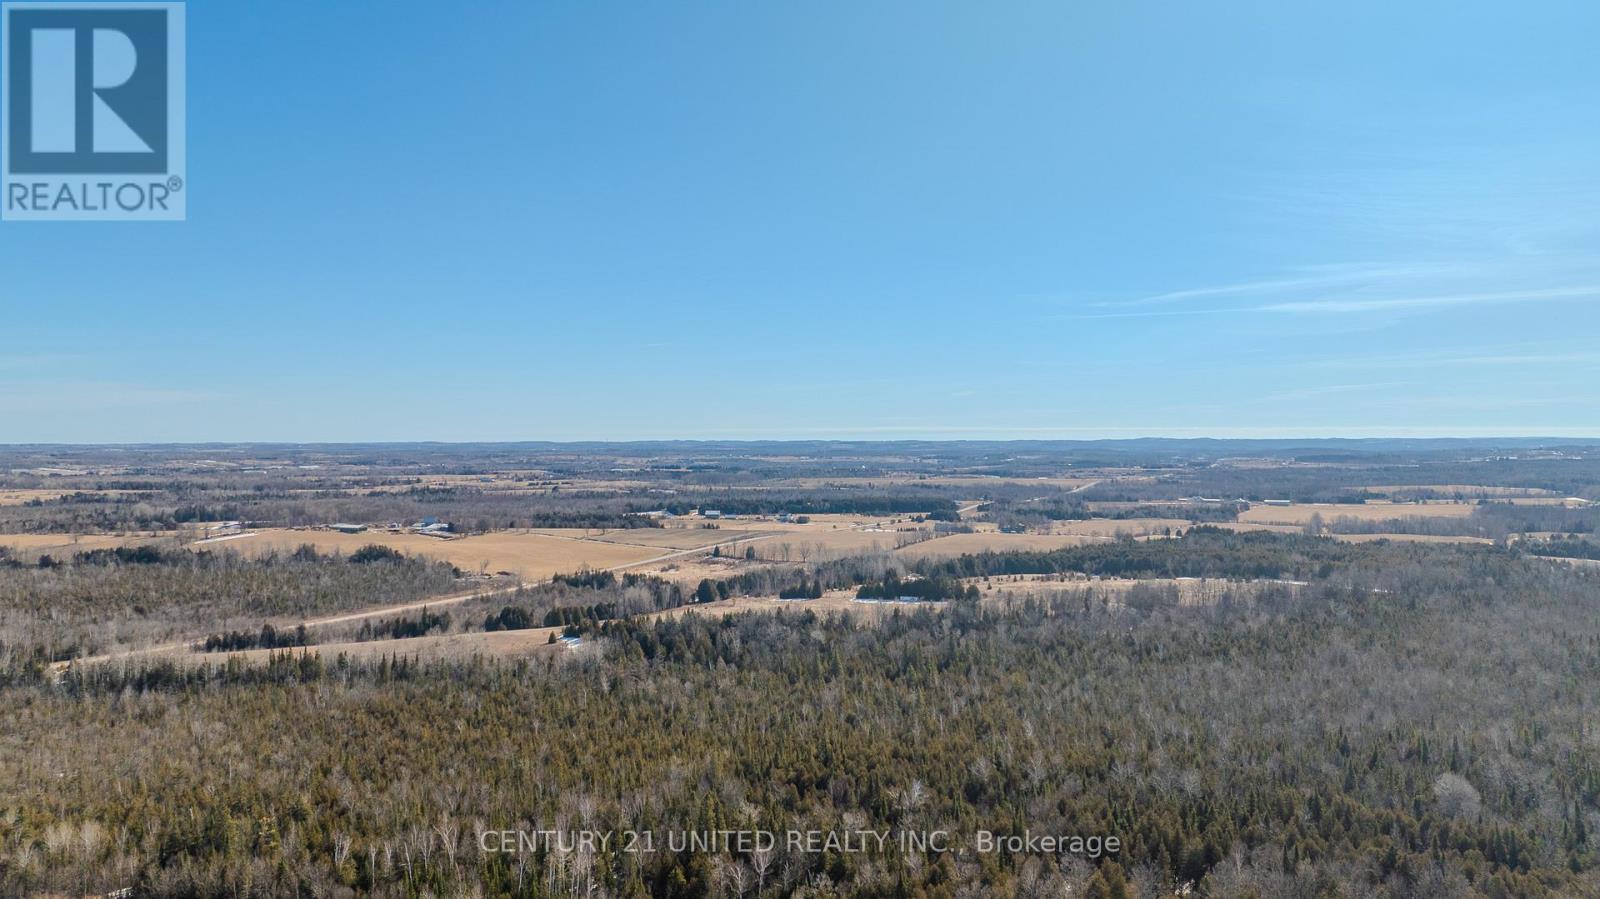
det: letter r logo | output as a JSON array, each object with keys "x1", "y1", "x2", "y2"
[{"x1": 5, "y1": 4, "x2": 170, "y2": 174}]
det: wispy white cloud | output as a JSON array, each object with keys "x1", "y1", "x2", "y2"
[
  {"x1": 1261, "y1": 285, "x2": 1600, "y2": 314},
  {"x1": 1070, "y1": 274, "x2": 1600, "y2": 320},
  {"x1": 1308, "y1": 345, "x2": 1600, "y2": 371},
  {"x1": 1260, "y1": 381, "x2": 1409, "y2": 401},
  {"x1": 1110, "y1": 262, "x2": 1463, "y2": 308}
]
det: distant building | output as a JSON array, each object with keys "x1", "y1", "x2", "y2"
[
  {"x1": 702, "y1": 509, "x2": 723, "y2": 519},
  {"x1": 331, "y1": 523, "x2": 367, "y2": 534},
  {"x1": 1261, "y1": 499, "x2": 1293, "y2": 507}
]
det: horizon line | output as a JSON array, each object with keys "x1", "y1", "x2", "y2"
[{"x1": 4, "y1": 432, "x2": 1600, "y2": 448}]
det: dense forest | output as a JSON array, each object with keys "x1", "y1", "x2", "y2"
[{"x1": 1, "y1": 536, "x2": 1596, "y2": 896}]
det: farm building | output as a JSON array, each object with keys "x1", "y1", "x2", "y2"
[{"x1": 331, "y1": 523, "x2": 368, "y2": 534}]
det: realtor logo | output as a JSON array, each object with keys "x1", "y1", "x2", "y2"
[{"x1": 2, "y1": 2, "x2": 185, "y2": 220}]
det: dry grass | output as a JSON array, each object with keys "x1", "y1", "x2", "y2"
[
  {"x1": 533, "y1": 527, "x2": 761, "y2": 550},
  {"x1": 894, "y1": 533, "x2": 1102, "y2": 560},
  {"x1": 633, "y1": 555, "x2": 794, "y2": 585},
  {"x1": 1238, "y1": 502, "x2": 1476, "y2": 526},
  {"x1": 1047, "y1": 518, "x2": 1190, "y2": 537},
  {"x1": 1205, "y1": 522, "x2": 1306, "y2": 535},
  {"x1": 648, "y1": 589, "x2": 945, "y2": 621},
  {"x1": 0, "y1": 489, "x2": 68, "y2": 506},
  {"x1": 0, "y1": 532, "x2": 178, "y2": 557},
  {"x1": 214, "y1": 529, "x2": 666, "y2": 579},
  {"x1": 755, "y1": 527, "x2": 933, "y2": 561}
]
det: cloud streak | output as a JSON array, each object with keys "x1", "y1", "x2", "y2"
[
  {"x1": 1111, "y1": 263, "x2": 1462, "y2": 308},
  {"x1": 1262, "y1": 285, "x2": 1600, "y2": 314}
]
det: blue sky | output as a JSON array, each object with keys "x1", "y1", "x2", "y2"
[{"x1": 3, "y1": 0, "x2": 1599, "y2": 442}]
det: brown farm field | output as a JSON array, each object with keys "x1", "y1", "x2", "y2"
[
  {"x1": 208, "y1": 529, "x2": 667, "y2": 579},
  {"x1": 0, "y1": 489, "x2": 68, "y2": 506},
  {"x1": 0, "y1": 532, "x2": 179, "y2": 557},
  {"x1": 894, "y1": 532, "x2": 1102, "y2": 559},
  {"x1": 531, "y1": 527, "x2": 762, "y2": 550},
  {"x1": 1206, "y1": 521, "x2": 1306, "y2": 535},
  {"x1": 1238, "y1": 502, "x2": 1477, "y2": 526},
  {"x1": 1047, "y1": 517, "x2": 1190, "y2": 537}
]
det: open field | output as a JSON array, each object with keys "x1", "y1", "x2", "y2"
[
  {"x1": 1207, "y1": 521, "x2": 1306, "y2": 535},
  {"x1": 537, "y1": 526, "x2": 763, "y2": 549},
  {"x1": 0, "y1": 488, "x2": 155, "y2": 505},
  {"x1": 1238, "y1": 501, "x2": 1478, "y2": 526},
  {"x1": 0, "y1": 532, "x2": 178, "y2": 556},
  {"x1": 1047, "y1": 517, "x2": 1190, "y2": 537},
  {"x1": 895, "y1": 532, "x2": 1102, "y2": 559},
  {"x1": 206, "y1": 528, "x2": 667, "y2": 578},
  {"x1": 753, "y1": 527, "x2": 932, "y2": 559},
  {"x1": 630, "y1": 554, "x2": 793, "y2": 585},
  {"x1": 648, "y1": 589, "x2": 945, "y2": 621},
  {"x1": 0, "y1": 489, "x2": 68, "y2": 505}
]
